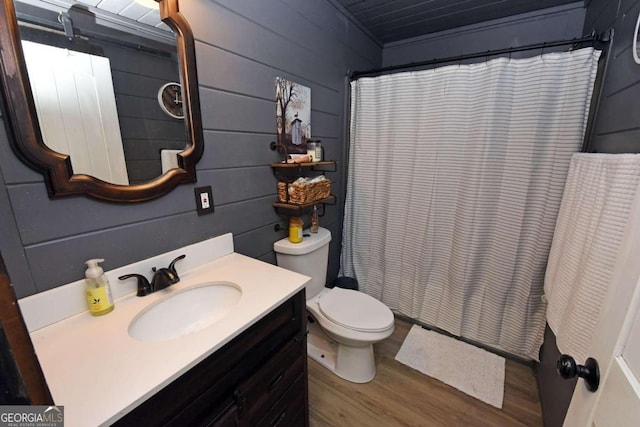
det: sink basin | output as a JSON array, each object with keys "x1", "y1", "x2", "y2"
[{"x1": 128, "y1": 282, "x2": 242, "y2": 342}]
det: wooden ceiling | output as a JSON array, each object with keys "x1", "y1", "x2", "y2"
[
  {"x1": 75, "y1": 0, "x2": 167, "y2": 30},
  {"x1": 333, "y1": 0, "x2": 583, "y2": 44}
]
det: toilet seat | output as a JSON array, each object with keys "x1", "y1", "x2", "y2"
[{"x1": 318, "y1": 287, "x2": 394, "y2": 333}]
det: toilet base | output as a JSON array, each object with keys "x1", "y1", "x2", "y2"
[{"x1": 307, "y1": 321, "x2": 376, "y2": 383}]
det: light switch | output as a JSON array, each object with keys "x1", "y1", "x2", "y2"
[{"x1": 195, "y1": 186, "x2": 214, "y2": 215}]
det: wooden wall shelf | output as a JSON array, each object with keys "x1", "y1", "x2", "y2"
[
  {"x1": 273, "y1": 196, "x2": 336, "y2": 215},
  {"x1": 270, "y1": 161, "x2": 336, "y2": 169},
  {"x1": 269, "y1": 158, "x2": 337, "y2": 216}
]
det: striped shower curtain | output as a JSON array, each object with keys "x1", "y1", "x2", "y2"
[{"x1": 340, "y1": 48, "x2": 601, "y2": 360}]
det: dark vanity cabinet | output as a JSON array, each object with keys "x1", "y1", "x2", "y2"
[{"x1": 114, "y1": 290, "x2": 308, "y2": 427}]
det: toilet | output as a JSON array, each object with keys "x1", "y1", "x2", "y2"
[{"x1": 274, "y1": 227, "x2": 394, "y2": 383}]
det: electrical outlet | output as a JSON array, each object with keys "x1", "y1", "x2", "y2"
[
  {"x1": 195, "y1": 186, "x2": 214, "y2": 215},
  {"x1": 200, "y1": 192, "x2": 210, "y2": 209}
]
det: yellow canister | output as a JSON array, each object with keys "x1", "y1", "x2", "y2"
[{"x1": 288, "y1": 217, "x2": 303, "y2": 243}]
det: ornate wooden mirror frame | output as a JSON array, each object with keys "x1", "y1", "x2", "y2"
[
  {"x1": 634, "y1": 11, "x2": 640, "y2": 64},
  {"x1": 0, "y1": 0, "x2": 203, "y2": 202}
]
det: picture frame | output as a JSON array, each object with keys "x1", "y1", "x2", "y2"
[{"x1": 275, "y1": 77, "x2": 311, "y2": 154}]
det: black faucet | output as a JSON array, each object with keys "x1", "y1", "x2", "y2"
[{"x1": 119, "y1": 254, "x2": 186, "y2": 296}]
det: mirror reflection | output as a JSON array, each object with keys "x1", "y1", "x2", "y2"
[
  {"x1": 634, "y1": 12, "x2": 640, "y2": 64},
  {"x1": 15, "y1": 0, "x2": 188, "y2": 185}
]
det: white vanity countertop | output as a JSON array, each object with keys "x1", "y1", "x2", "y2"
[{"x1": 27, "y1": 252, "x2": 309, "y2": 427}]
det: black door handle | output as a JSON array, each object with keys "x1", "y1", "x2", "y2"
[{"x1": 557, "y1": 354, "x2": 600, "y2": 392}]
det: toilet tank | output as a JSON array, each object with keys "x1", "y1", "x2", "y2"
[{"x1": 273, "y1": 227, "x2": 331, "y2": 298}]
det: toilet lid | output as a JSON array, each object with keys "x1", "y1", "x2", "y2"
[{"x1": 318, "y1": 288, "x2": 394, "y2": 333}]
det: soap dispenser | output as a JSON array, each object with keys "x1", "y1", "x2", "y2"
[{"x1": 84, "y1": 259, "x2": 115, "y2": 316}]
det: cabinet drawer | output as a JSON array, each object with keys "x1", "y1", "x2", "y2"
[
  {"x1": 238, "y1": 334, "x2": 305, "y2": 423},
  {"x1": 206, "y1": 403, "x2": 238, "y2": 427},
  {"x1": 256, "y1": 374, "x2": 306, "y2": 427}
]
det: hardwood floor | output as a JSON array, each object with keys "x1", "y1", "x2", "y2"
[{"x1": 308, "y1": 318, "x2": 542, "y2": 427}]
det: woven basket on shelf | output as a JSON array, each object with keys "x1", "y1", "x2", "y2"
[{"x1": 277, "y1": 179, "x2": 331, "y2": 204}]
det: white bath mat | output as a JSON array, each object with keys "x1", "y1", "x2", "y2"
[{"x1": 395, "y1": 325, "x2": 505, "y2": 408}]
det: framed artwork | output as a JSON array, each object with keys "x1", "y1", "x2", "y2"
[{"x1": 275, "y1": 77, "x2": 311, "y2": 154}]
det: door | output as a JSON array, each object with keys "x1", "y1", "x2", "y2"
[
  {"x1": 21, "y1": 41, "x2": 129, "y2": 185},
  {"x1": 563, "y1": 184, "x2": 640, "y2": 426}
]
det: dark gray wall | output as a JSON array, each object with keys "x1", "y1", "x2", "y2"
[
  {"x1": 380, "y1": 4, "x2": 595, "y2": 427},
  {"x1": 16, "y1": 0, "x2": 187, "y2": 185},
  {"x1": 2, "y1": 1, "x2": 633, "y2": 423},
  {"x1": 0, "y1": 0, "x2": 381, "y2": 299},
  {"x1": 584, "y1": 0, "x2": 640, "y2": 153},
  {"x1": 107, "y1": 42, "x2": 187, "y2": 184},
  {"x1": 382, "y1": 2, "x2": 585, "y2": 66},
  {"x1": 537, "y1": 326, "x2": 577, "y2": 427},
  {"x1": 537, "y1": 1, "x2": 640, "y2": 426}
]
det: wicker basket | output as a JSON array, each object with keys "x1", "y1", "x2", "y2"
[{"x1": 278, "y1": 178, "x2": 331, "y2": 204}]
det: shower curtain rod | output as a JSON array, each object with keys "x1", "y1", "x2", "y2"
[
  {"x1": 350, "y1": 34, "x2": 606, "y2": 80},
  {"x1": 16, "y1": 15, "x2": 173, "y2": 58}
]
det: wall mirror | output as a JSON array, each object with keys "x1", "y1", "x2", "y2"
[
  {"x1": 0, "y1": 0, "x2": 203, "y2": 202},
  {"x1": 634, "y1": 11, "x2": 640, "y2": 64}
]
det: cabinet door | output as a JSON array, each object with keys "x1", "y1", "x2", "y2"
[
  {"x1": 206, "y1": 403, "x2": 239, "y2": 427},
  {"x1": 236, "y1": 334, "x2": 305, "y2": 424},
  {"x1": 256, "y1": 375, "x2": 306, "y2": 427}
]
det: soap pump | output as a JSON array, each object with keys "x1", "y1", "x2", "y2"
[{"x1": 84, "y1": 259, "x2": 115, "y2": 316}]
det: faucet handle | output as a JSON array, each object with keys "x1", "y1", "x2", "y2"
[
  {"x1": 168, "y1": 254, "x2": 186, "y2": 277},
  {"x1": 118, "y1": 273, "x2": 151, "y2": 297}
]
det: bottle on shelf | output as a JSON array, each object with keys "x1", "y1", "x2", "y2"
[
  {"x1": 310, "y1": 205, "x2": 319, "y2": 233},
  {"x1": 306, "y1": 142, "x2": 316, "y2": 162}
]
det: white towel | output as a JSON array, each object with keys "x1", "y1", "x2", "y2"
[
  {"x1": 160, "y1": 149, "x2": 182, "y2": 174},
  {"x1": 544, "y1": 153, "x2": 640, "y2": 362}
]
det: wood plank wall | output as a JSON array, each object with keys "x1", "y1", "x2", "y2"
[
  {"x1": 379, "y1": 5, "x2": 595, "y2": 427},
  {"x1": 0, "y1": 0, "x2": 381, "y2": 298},
  {"x1": 13, "y1": 1, "x2": 186, "y2": 184},
  {"x1": 584, "y1": 0, "x2": 640, "y2": 153},
  {"x1": 382, "y1": 2, "x2": 586, "y2": 67},
  {"x1": 380, "y1": 1, "x2": 640, "y2": 424},
  {"x1": 537, "y1": 1, "x2": 640, "y2": 426},
  {"x1": 106, "y1": 42, "x2": 187, "y2": 184}
]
